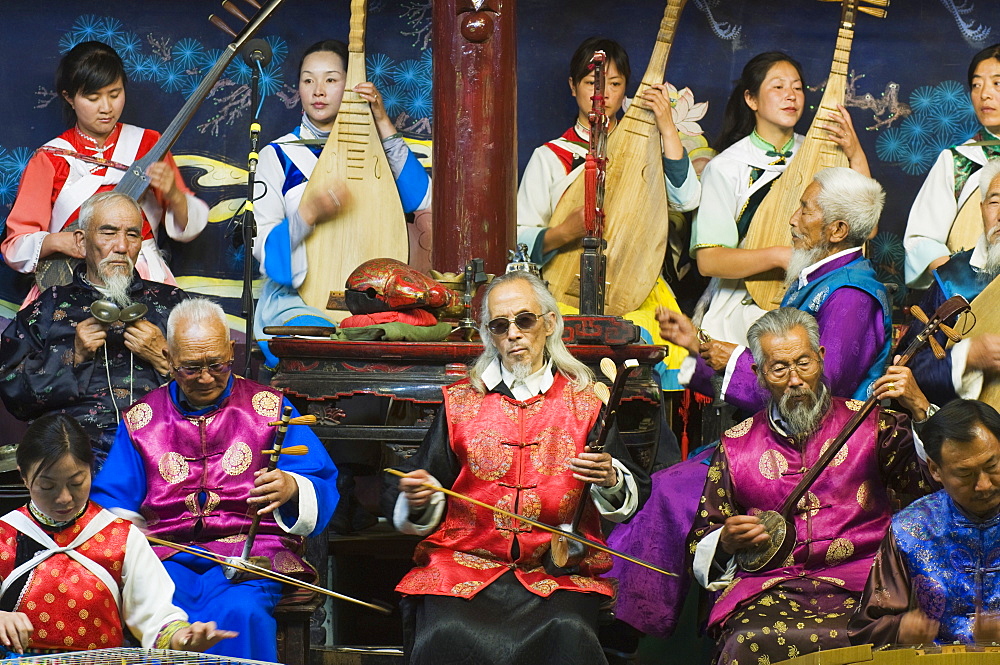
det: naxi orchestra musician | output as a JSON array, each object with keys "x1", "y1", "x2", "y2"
[
  {"x1": 0, "y1": 192, "x2": 186, "y2": 470},
  {"x1": 383, "y1": 271, "x2": 650, "y2": 665},
  {"x1": 252, "y1": 39, "x2": 432, "y2": 369},
  {"x1": 0, "y1": 413, "x2": 234, "y2": 657},
  {"x1": 0, "y1": 41, "x2": 208, "y2": 307},
  {"x1": 849, "y1": 399, "x2": 1000, "y2": 648},
  {"x1": 90, "y1": 298, "x2": 339, "y2": 663},
  {"x1": 688, "y1": 307, "x2": 935, "y2": 665}
]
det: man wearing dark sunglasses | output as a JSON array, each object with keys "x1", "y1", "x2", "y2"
[
  {"x1": 91, "y1": 297, "x2": 339, "y2": 662},
  {"x1": 385, "y1": 271, "x2": 651, "y2": 665}
]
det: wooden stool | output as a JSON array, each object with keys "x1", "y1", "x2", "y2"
[{"x1": 276, "y1": 590, "x2": 323, "y2": 665}]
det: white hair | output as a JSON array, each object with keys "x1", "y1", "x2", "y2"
[
  {"x1": 813, "y1": 167, "x2": 885, "y2": 246},
  {"x1": 78, "y1": 191, "x2": 143, "y2": 233},
  {"x1": 747, "y1": 307, "x2": 822, "y2": 369},
  {"x1": 980, "y1": 158, "x2": 1000, "y2": 201},
  {"x1": 469, "y1": 272, "x2": 592, "y2": 393},
  {"x1": 167, "y1": 298, "x2": 229, "y2": 349}
]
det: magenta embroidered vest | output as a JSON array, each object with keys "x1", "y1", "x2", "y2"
[
  {"x1": 709, "y1": 397, "x2": 893, "y2": 626},
  {"x1": 396, "y1": 373, "x2": 616, "y2": 600},
  {"x1": 123, "y1": 378, "x2": 312, "y2": 580},
  {"x1": 0, "y1": 503, "x2": 128, "y2": 652}
]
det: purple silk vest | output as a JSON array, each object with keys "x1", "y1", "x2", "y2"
[
  {"x1": 710, "y1": 397, "x2": 893, "y2": 626},
  {"x1": 123, "y1": 378, "x2": 312, "y2": 580}
]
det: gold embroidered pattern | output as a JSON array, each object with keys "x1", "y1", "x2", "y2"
[
  {"x1": 217, "y1": 534, "x2": 248, "y2": 543},
  {"x1": 453, "y1": 551, "x2": 504, "y2": 570},
  {"x1": 797, "y1": 492, "x2": 822, "y2": 518},
  {"x1": 570, "y1": 575, "x2": 604, "y2": 590},
  {"x1": 819, "y1": 439, "x2": 848, "y2": 467},
  {"x1": 558, "y1": 488, "x2": 582, "y2": 525},
  {"x1": 451, "y1": 581, "x2": 483, "y2": 597},
  {"x1": 125, "y1": 403, "x2": 153, "y2": 431},
  {"x1": 251, "y1": 391, "x2": 282, "y2": 419},
  {"x1": 530, "y1": 579, "x2": 559, "y2": 595},
  {"x1": 531, "y1": 426, "x2": 576, "y2": 475},
  {"x1": 158, "y1": 452, "x2": 188, "y2": 484},
  {"x1": 467, "y1": 429, "x2": 512, "y2": 481},
  {"x1": 845, "y1": 399, "x2": 864, "y2": 411},
  {"x1": 825, "y1": 538, "x2": 855, "y2": 565},
  {"x1": 446, "y1": 384, "x2": 482, "y2": 424},
  {"x1": 203, "y1": 491, "x2": 221, "y2": 514},
  {"x1": 494, "y1": 492, "x2": 541, "y2": 533},
  {"x1": 221, "y1": 442, "x2": 254, "y2": 476},
  {"x1": 274, "y1": 551, "x2": 304, "y2": 574},
  {"x1": 501, "y1": 397, "x2": 543, "y2": 422},
  {"x1": 725, "y1": 417, "x2": 754, "y2": 439},
  {"x1": 856, "y1": 481, "x2": 873, "y2": 511},
  {"x1": 563, "y1": 383, "x2": 601, "y2": 422},
  {"x1": 758, "y1": 450, "x2": 789, "y2": 480}
]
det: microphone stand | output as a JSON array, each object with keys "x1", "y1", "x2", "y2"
[{"x1": 238, "y1": 39, "x2": 271, "y2": 378}]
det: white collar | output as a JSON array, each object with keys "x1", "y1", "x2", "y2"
[
  {"x1": 795, "y1": 246, "x2": 863, "y2": 289},
  {"x1": 483, "y1": 357, "x2": 554, "y2": 401}
]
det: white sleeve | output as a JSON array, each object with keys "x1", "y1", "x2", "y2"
[
  {"x1": 516, "y1": 147, "x2": 562, "y2": 254},
  {"x1": 589, "y1": 458, "x2": 639, "y2": 522},
  {"x1": 162, "y1": 193, "x2": 209, "y2": 243},
  {"x1": 690, "y1": 156, "x2": 742, "y2": 253},
  {"x1": 274, "y1": 471, "x2": 318, "y2": 536},
  {"x1": 719, "y1": 345, "x2": 748, "y2": 400},
  {"x1": 692, "y1": 528, "x2": 736, "y2": 591},
  {"x1": 252, "y1": 143, "x2": 290, "y2": 265},
  {"x1": 903, "y1": 149, "x2": 957, "y2": 288},
  {"x1": 393, "y1": 474, "x2": 446, "y2": 536},
  {"x1": 121, "y1": 525, "x2": 188, "y2": 648},
  {"x1": 950, "y1": 338, "x2": 985, "y2": 399}
]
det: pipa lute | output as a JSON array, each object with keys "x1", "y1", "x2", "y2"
[
  {"x1": 948, "y1": 181, "x2": 988, "y2": 253},
  {"x1": 742, "y1": 0, "x2": 888, "y2": 311},
  {"x1": 298, "y1": 0, "x2": 408, "y2": 315},
  {"x1": 543, "y1": 0, "x2": 687, "y2": 316},
  {"x1": 967, "y1": 276, "x2": 1000, "y2": 409}
]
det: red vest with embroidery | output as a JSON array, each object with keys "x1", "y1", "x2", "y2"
[
  {"x1": 0, "y1": 502, "x2": 128, "y2": 652},
  {"x1": 396, "y1": 373, "x2": 616, "y2": 599}
]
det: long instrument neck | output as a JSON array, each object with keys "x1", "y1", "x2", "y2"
[
  {"x1": 622, "y1": 0, "x2": 687, "y2": 124},
  {"x1": 802, "y1": 1, "x2": 856, "y2": 145},
  {"x1": 339, "y1": 0, "x2": 372, "y2": 182}
]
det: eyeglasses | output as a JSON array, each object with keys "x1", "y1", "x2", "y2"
[
  {"x1": 486, "y1": 312, "x2": 544, "y2": 336},
  {"x1": 172, "y1": 359, "x2": 234, "y2": 378},
  {"x1": 764, "y1": 357, "x2": 821, "y2": 381}
]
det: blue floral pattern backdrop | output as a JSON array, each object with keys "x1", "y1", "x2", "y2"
[{"x1": 0, "y1": 0, "x2": 996, "y2": 318}]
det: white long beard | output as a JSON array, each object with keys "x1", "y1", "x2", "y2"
[
  {"x1": 783, "y1": 245, "x2": 828, "y2": 289},
  {"x1": 776, "y1": 382, "x2": 831, "y2": 440},
  {"x1": 98, "y1": 255, "x2": 136, "y2": 307},
  {"x1": 982, "y1": 231, "x2": 1000, "y2": 279}
]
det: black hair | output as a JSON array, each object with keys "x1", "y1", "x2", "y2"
[
  {"x1": 298, "y1": 40, "x2": 349, "y2": 77},
  {"x1": 568, "y1": 37, "x2": 631, "y2": 87},
  {"x1": 969, "y1": 43, "x2": 1000, "y2": 88},
  {"x1": 715, "y1": 51, "x2": 805, "y2": 153},
  {"x1": 55, "y1": 41, "x2": 127, "y2": 127},
  {"x1": 17, "y1": 414, "x2": 94, "y2": 488},
  {"x1": 920, "y1": 399, "x2": 1000, "y2": 465}
]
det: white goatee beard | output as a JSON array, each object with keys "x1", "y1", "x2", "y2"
[
  {"x1": 982, "y1": 231, "x2": 1000, "y2": 280},
  {"x1": 783, "y1": 244, "x2": 829, "y2": 290},
  {"x1": 507, "y1": 359, "x2": 534, "y2": 382},
  {"x1": 776, "y1": 381, "x2": 831, "y2": 440},
  {"x1": 98, "y1": 255, "x2": 136, "y2": 307}
]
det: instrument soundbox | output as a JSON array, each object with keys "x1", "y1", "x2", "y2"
[
  {"x1": 947, "y1": 185, "x2": 987, "y2": 254},
  {"x1": 735, "y1": 295, "x2": 971, "y2": 574},
  {"x1": 543, "y1": 0, "x2": 687, "y2": 316},
  {"x1": 35, "y1": 0, "x2": 287, "y2": 291},
  {"x1": 964, "y1": 276, "x2": 1000, "y2": 409},
  {"x1": 742, "y1": 0, "x2": 888, "y2": 311},
  {"x1": 297, "y1": 0, "x2": 408, "y2": 316}
]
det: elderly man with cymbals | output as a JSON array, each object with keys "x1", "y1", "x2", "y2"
[
  {"x1": 90, "y1": 297, "x2": 339, "y2": 662},
  {"x1": 689, "y1": 307, "x2": 935, "y2": 665},
  {"x1": 383, "y1": 271, "x2": 650, "y2": 665},
  {"x1": 0, "y1": 191, "x2": 185, "y2": 469}
]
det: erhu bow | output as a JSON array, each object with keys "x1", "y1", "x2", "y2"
[
  {"x1": 735, "y1": 295, "x2": 972, "y2": 573},
  {"x1": 549, "y1": 359, "x2": 639, "y2": 569},
  {"x1": 578, "y1": 51, "x2": 610, "y2": 315}
]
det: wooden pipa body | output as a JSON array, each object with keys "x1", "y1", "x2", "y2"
[
  {"x1": 947, "y1": 192, "x2": 985, "y2": 253},
  {"x1": 298, "y1": 0, "x2": 408, "y2": 313},
  {"x1": 543, "y1": 0, "x2": 687, "y2": 316},
  {"x1": 742, "y1": 1, "x2": 865, "y2": 310},
  {"x1": 968, "y1": 276, "x2": 1000, "y2": 409}
]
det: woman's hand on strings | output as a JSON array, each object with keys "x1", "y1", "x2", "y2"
[
  {"x1": 398, "y1": 469, "x2": 436, "y2": 509},
  {"x1": 822, "y1": 104, "x2": 870, "y2": 177},
  {"x1": 250, "y1": 468, "x2": 299, "y2": 515},
  {"x1": 0, "y1": 611, "x2": 33, "y2": 654},
  {"x1": 355, "y1": 81, "x2": 398, "y2": 141},
  {"x1": 641, "y1": 83, "x2": 684, "y2": 160},
  {"x1": 171, "y1": 621, "x2": 239, "y2": 652}
]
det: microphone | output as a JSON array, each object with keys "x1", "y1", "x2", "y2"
[{"x1": 241, "y1": 38, "x2": 272, "y2": 67}]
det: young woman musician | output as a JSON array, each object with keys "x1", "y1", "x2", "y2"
[
  {"x1": 516, "y1": 36, "x2": 700, "y2": 390},
  {"x1": 691, "y1": 51, "x2": 868, "y2": 346},
  {"x1": 0, "y1": 414, "x2": 234, "y2": 656},
  {"x1": 1, "y1": 41, "x2": 208, "y2": 306},
  {"x1": 904, "y1": 43, "x2": 1000, "y2": 288},
  {"x1": 252, "y1": 39, "x2": 431, "y2": 368}
]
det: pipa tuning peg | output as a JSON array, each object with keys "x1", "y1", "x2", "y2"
[
  {"x1": 208, "y1": 14, "x2": 237, "y2": 37},
  {"x1": 861, "y1": 0, "x2": 889, "y2": 7},
  {"x1": 928, "y1": 336, "x2": 946, "y2": 361},
  {"x1": 599, "y1": 358, "x2": 617, "y2": 383},
  {"x1": 909, "y1": 305, "x2": 929, "y2": 324},
  {"x1": 594, "y1": 382, "x2": 611, "y2": 406},
  {"x1": 222, "y1": 0, "x2": 250, "y2": 23},
  {"x1": 939, "y1": 323, "x2": 963, "y2": 343},
  {"x1": 858, "y1": 6, "x2": 888, "y2": 18},
  {"x1": 243, "y1": 0, "x2": 262, "y2": 8}
]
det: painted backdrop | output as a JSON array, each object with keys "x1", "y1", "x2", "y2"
[{"x1": 0, "y1": 0, "x2": 995, "y2": 320}]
